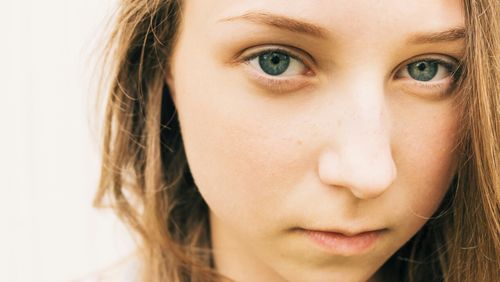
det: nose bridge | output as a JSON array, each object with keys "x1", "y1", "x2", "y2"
[
  {"x1": 344, "y1": 74, "x2": 387, "y2": 142},
  {"x1": 318, "y1": 72, "x2": 396, "y2": 199}
]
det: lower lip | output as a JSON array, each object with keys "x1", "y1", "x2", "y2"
[{"x1": 303, "y1": 229, "x2": 382, "y2": 255}]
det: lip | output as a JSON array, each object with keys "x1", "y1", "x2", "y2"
[{"x1": 301, "y1": 228, "x2": 385, "y2": 256}]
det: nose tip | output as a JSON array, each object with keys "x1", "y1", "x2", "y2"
[
  {"x1": 347, "y1": 161, "x2": 396, "y2": 199},
  {"x1": 318, "y1": 149, "x2": 397, "y2": 199}
]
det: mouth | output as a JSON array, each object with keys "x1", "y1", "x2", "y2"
[{"x1": 299, "y1": 228, "x2": 386, "y2": 256}]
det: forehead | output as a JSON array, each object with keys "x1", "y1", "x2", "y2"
[{"x1": 185, "y1": 0, "x2": 464, "y2": 39}]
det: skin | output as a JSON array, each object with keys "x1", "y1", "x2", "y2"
[{"x1": 167, "y1": 0, "x2": 465, "y2": 281}]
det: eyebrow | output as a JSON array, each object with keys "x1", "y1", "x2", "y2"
[
  {"x1": 220, "y1": 11, "x2": 465, "y2": 44},
  {"x1": 407, "y1": 27, "x2": 466, "y2": 44},
  {"x1": 219, "y1": 12, "x2": 330, "y2": 39}
]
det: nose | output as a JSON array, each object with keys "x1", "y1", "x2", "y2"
[{"x1": 317, "y1": 79, "x2": 397, "y2": 199}]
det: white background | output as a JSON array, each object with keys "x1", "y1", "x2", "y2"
[{"x1": 0, "y1": 1, "x2": 135, "y2": 281}]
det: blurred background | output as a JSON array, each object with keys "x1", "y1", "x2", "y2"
[{"x1": 0, "y1": 0, "x2": 135, "y2": 281}]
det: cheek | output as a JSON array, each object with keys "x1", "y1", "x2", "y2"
[
  {"x1": 391, "y1": 100, "x2": 458, "y2": 230},
  {"x1": 180, "y1": 106, "x2": 309, "y2": 229},
  {"x1": 172, "y1": 61, "x2": 313, "y2": 230}
]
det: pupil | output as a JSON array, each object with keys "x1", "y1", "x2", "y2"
[
  {"x1": 417, "y1": 63, "x2": 427, "y2": 71},
  {"x1": 271, "y1": 55, "x2": 280, "y2": 65}
]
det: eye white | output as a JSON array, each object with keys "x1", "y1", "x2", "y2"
[
  {"x1": 248, "y1": 54, "x2": 307, "y2": 77},
  {"x1": 398, "y1": 62, "x2": 452, "y2": 82}
]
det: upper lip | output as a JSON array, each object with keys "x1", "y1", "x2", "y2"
[{"x1": 300, "y1": 227, "x2": 385, "y2": 237}]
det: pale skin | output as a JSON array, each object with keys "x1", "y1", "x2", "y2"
[{"x1": 167, "y1": 0, "x2": 465, "y2": 281}]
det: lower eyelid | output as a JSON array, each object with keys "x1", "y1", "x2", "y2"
[
  {"x1": 243, "y1": 63, "x2": 314, "y2": 92},
  {"x1": 401, "y1": 77, "x2": 455, "y2": 97},
  {"x1": 414, "y1": 80, "x2": 450, "y2": 89}
]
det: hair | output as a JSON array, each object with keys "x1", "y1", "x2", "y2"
[{"x1": 93, "y1": 0, "x2": 499, "y2": 281}]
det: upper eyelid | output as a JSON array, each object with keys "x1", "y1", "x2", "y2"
[
  {"x1": 240, "y1": 45, "x2": 315, "y2": 66},
  {"x1": 406, "y1": 55, "x2": 459, "y2": 65},
  {"x1": 395, "y1": 54, "x2": 459, "y2": 72}
]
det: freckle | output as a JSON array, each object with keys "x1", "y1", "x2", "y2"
[{"x1": 296, "y1": 139, "x2": 303, "y2": 146}]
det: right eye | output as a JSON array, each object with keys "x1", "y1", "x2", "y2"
[{"x1": 247, "y1": 49, "x2": 308, "y2": 76}]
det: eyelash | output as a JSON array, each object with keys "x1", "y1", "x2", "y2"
[
  {"x1": 243, "y1": 47, "x2": 309, "y2": 68},
  {"x1": 394, "y1": 56, "x2": 460, "y2": 96},
  {"x1": 241, "y1": 47, "x2": 460, "y2": 95},
  {"x1": 241, "y1": 47, "x2": 314, "y2": 92}
]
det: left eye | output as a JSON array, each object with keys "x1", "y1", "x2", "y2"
[
  {"x1": 248, "y1": 50, "x2": 307, "y2": 76},
  {"x1": 398, "y1": 59, "x2": 456, "y2": 82}
]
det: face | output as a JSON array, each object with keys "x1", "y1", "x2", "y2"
[{"x1": 167, "y1": 0, "x2": 464, "y2": 281}]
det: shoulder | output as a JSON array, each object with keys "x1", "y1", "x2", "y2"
[{"x1": 73, "y1": 253, "x2": 141, "y2": 282}]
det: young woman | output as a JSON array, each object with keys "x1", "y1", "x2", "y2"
[{"x1": 94, "y1": 0, "x2": 499, "y2": 281}]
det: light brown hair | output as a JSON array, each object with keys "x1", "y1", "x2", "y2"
[{"x1": 93, "y1": 1, "x2": 499, "y2": 281}]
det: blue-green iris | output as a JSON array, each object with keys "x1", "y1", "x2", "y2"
[
  {"x1": 407, "y1": 61, "x2": 439, "y2": 81},
  {"x1": 258, "y1": 52, "x2": 290, "y2": 76}
]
